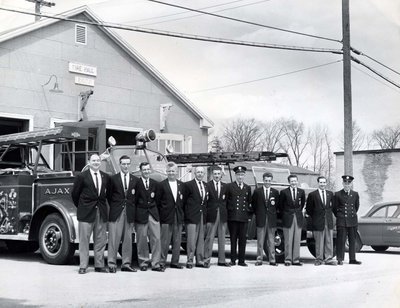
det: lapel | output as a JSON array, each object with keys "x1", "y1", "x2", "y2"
[
  {"x1": 117, "y1": 172, "x2": 124, "y2": 191},
  {"x1": 87, "y1": 170, "x2": 99, "y2": 194}
]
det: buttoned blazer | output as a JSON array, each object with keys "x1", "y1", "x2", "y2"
[
  {"x1": 183, "y1": 179, "x2": 208, "y2": 224},
  {"x1": 206, "y1": 180, "x2": 228, "y2": 223},
  {"x1": 156, "y1": 179, "x2": 185, "y2": 224},
  {"x1": 279, "y1": 187, "x2": 305, "y2": 228},
  {"x1": 333, "y1": 189, "x2": 360, "y2": 227},
  {"x1": 305, "y1": 189, "x2": 334, "y2": 231},
  {"x1": 134, "y1": 178, "x2": 160, "y2": 224},
  {"x1": 226, "y1": 182, "x2": 252, "y2": 222},
  {"x1": 251, "y1": 187, "x2": 280, "y2": 228},
  {"x1": 71, "y1": 169, "x2": 110, "y2": 223},
  {"x1": 107, "y1": 173, "x2": 138, "y2": 223}
]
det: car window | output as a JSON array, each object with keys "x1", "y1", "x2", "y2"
[
  {"x1": 387, "y1": 205, "x2": 400, "y2": 218},
  {"x1": 370, "y1": 206, "x2": 386, "y2": 218}
]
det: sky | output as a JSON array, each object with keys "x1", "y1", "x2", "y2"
[{"x1": 1, "y1": 0, "x2": 399, "y2": 148}]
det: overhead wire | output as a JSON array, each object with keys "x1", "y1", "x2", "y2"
[
  {"x1": 0, "y1": 7, "x2": 343, "y2": 54},
  {"x1": 352, "y1": 65, "x2": 400, "y2": 94},
  {"x1": 189, "y1": 60, "x2": 343, "y2": 93},
  {"x1": 351, "y1": 47, "x2": 400, "y2": 77}
]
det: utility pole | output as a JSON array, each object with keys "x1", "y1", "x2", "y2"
[
  {"x1": 342, "y1": 0, "x2": 353, "y2": 176},
  {"x1": 26, "y1": 0, "x2": 55, "y2": 21}
]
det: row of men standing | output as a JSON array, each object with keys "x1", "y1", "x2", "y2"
[{"x1": 71, "y1": 153, "x2": 361, "y2": 274}]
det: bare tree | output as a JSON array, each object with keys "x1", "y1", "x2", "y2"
[
  {"x1": 280, "y1": 119, "x2": 310, "y2": 167},
  {"x1": 221, "y1": 118, "x2": 263, "y2": 152},
  {"x1": 340, "y1": 120, "x2": 367, "y2": 151},
  {"x1": 371, "y1": 125, "x2": 400, "y2": 149},
  {"x1": 309, "y1": 124, "x2": 329, "y2": 173},
  {"x1": 260, "y1": 118, "x2": 285, "y2": 152}
]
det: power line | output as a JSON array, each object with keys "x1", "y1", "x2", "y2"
[
  {"x1": 351, "y1": 56, "x2": 400, "y2": 89},
  {"x1": 0, "y1": 7, "x2": 343, "y2": 54},
  {"x1": 351, "y1": 47, "x2": 400, "y2": 77},
  {"x1": 352, "y1": 64, "x2": 400, "y2": 94},
  {"x1": 147, "y1": 0, "x2": 341, "y2": 43},
  {"x1": 138, "y1": 0, "x2": 270, "y2": 27},
  {"x1": 189, "y1": 59, "x2": 343, "y2": 93}
]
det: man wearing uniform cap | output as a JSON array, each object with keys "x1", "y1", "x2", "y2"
[
  {"x1": 333, "y1": 175, "x2": 362, "y2": 265},
  {"x1": 226, "y1": 166, "x2": 252, "y2": 266}
]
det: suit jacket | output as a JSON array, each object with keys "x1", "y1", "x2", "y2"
[
  {"x1": 226, "y1": 182, "x2": 252, "y2": 222},
  {"x1": 71, "y1": 169, "x2": 110, "y2": 223},
  {"x1": 333, "y1": 189, "x2": 360, "y2": 227},
  {"x1": 251, "y1": 186, "x2": 280, "y2": 228},
  {"x1": 305, "y1": 189, "x2": 334, "y2": 231},
  {"x1": 183, "y1": 179, "x2": 208, "y2": 224},
  {"x1": 107, "y1": 172, "x2": 138, "y2": 223},
  {"x1": 279, "y1": 186, "x2": 305, "y2": 228},
  {"x1": 134, "y1": 178, "x2": 160, "y2": 224},
  {"x1": 206, "y1": 180, "x2": 228, "y2": 223},
  {"x1": 156, "y1": 179, "x2": 185, "y2": 224}
]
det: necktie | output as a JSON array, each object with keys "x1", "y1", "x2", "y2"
[
  {"x1": 215, "y1": 182, "x2": 219, "y2": 198},
  {"x1": 266, "y1": 189, "x2": 269, "y2": 201},
  {"x1": 292, "y1": 188, "x2": 296, "y2": 202},
  {"x1": 198, "y1": 181, "x2": 204, "y2": 199},
  {"x1": 94, "y1": 172, "x2": 99, "y2": 195},
  {"x1": 145, "y1": 180, "x2": 149, "y2": 190},
  {"x1": 124, "y1": 174, "x2": 128, "y2": 191},
  {"x1": 322, "y1": 190, "x2": 326, "y2": 205}
]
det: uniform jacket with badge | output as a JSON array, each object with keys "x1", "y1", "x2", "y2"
[
  {"x1": 206, "y1": 180, "x2": 228, "y2": 223},
  {"x1": 183, "y1": 179, "x2": 208, "y2": 224},
  {"x1": 156, "y1": 179, "x2": 185, "y2": 224},
  {"x1": 71, "y1": 169, "x2": 110, "y2": 223},
  {"x1": 226, "y1": 182, "x2": 252, "y2": 222},
  {"x1": 279, "y1": 187, "x2": 305, "y2": 228},
  {"x1": 251, "y1": 186, "x2": 280, "y2": 228},
  {"x1": 107, "y1": 173, "x2": 138, "y2": 223},
  {"x1": 305, "y1": 189, "x2": 334, "y2": 231},
  {"x1": 134, "y1": 178, "x2": 160, "y2": 224},
  {"x1": 333, "y1": 189, "x2": 360, "y2": 227}
]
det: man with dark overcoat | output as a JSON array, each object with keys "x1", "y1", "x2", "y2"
[
  {"x1": 252, "y1": 172, "x2": 279, "y2": 266},
  {"x1": 333, "y1": 175, "x2": 362, "y2": 265},
  {"x1": 306, "y1": 176, "x2": 336, "y2": 266}
]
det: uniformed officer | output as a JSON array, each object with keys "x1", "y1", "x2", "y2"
[
  {"x1": 226, "y1": 166, "x2": 252, "y2": 266},
  {"x1": 333, "y1": 175, "x2": 362, "y2": 265}
]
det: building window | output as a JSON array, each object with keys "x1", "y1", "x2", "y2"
[{"x1": 75, "y1": 24, "x2": 87, "y2": 45}]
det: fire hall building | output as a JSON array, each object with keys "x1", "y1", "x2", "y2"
[{"x1": 0, "y1": 6, "x2": 213, "y2": 171}]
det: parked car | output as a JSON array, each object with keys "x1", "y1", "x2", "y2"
[{"x1": 356, "y1": 201, "x2": 400, "y2": 252}]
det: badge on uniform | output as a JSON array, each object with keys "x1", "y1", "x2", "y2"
[
  {"x1": 180, "y1": 193, "x2": 183, "y2": 200},
  {"x1": 270, "y1": 197, "x2": 275, "y2": 205},
  {"x1": 151, "y1": 192, "x2": 155, "y2": 198},
  {"x1": 131, "y1": 189, "x2": 135, "y2": 195},
  {"x1": 222, "y1": 194, "x2": 225, "y2": 200}
]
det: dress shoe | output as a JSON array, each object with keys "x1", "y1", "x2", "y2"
[
  {"x1": 186, "y1": 264, "x2": 193, "y2": 269},
  {"x1": 152, "y1": 267, "x2": 165, "y2": 272},
  {"x1": 255, "y1": 261, "x2": 263, "y2": 266},
  {"x1": 325, "y1": 260, "x2": 337, "y2": 266},
  {"x1": 337, "y1": 260, "x2": 343, "y2": 265},
  {"x1": 140, "y1": 266, "x2": 148, "y2": 271},
  {"x1": 229, "y1": 261, "x2": 236, "y2": 266},
  {"x1": 109, "y1": 267, "x2": 117, "y2": 273},
  {"x1": 121, "y1": 266, "x2": 137, "y2": 272},
  {"x1": 314, "y1": 260, "x2": 323, "y2": 266},
  {"x1": 217, "y1": 262, "x2": 231, "y2": 267},
  {"x1": 284, "y1": 262, "x2": 291, "y2": 266},
  {"x1": 238, "y1": 262, "x2": 248, "y2": 267},
  {"x1": 349, "y1": 260, "x2": 362, "y2": 265},
  {"x1": 94, "y1": 267, "x2": 108, "y2": 273},
  {"x1": 204, "y1": 262, "x2": 211, "y2": 268},
  {"x1": 170, "y1": 264, "x2": 184, "y2": 269},
  {"x1": 78, "y1": 268, "x2": 87, "y2": 274},
  {"x1": 292, "y1": 262, "x2": 303, "y2": 266},
  {"x1": 195, "y1": 263, "x2": 206, "y2": 268},
  {"x1": 269, "y1": 262, "x2": 278, "y2": 266}
]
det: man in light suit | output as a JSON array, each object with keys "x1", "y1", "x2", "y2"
[
  {"x1": 183, "y1": 166, "x2": 208, "y2": 269},
  {"x1": 107, "y1": 155, "x2": 138, "y2": 273},
  {"x1": 157, "y1": 162, "x2": 185, "y2": 269},
  {"x1": 252, "y1": 172, "x2": 280, "y2": 266},
  {"x1": 333, "y1": 175, "x2": 362, "y2": 265},
  {"x1": 279, "y1": 174, "x2": 305, "y2": 266},
  {"x1": 134, "y1": 162, "x2": 164, "y2": 272},
  {"x1": 72, "y1": 153, "x2": 110, "y2": 274},
  {"x1": 204, "y1": 166, "x2": 230, "y2": 267},
  {"x1": 306, "y1": 176, "x2": 336, "y2": 266}
]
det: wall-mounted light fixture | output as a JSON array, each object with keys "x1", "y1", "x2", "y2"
[{"x1": 42, "y1": 74, "x2": 63, "y2": 93}]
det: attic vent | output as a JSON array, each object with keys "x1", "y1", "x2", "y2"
[{"x1": 75, "y1": 24, "x2": 87, "y2": 45}]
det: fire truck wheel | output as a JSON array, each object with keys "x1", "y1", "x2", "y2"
[{"x1": 39, "y1": 213, "x2": 75, "y2": 265}]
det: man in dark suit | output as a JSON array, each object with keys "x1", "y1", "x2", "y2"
[
  {"x1": 252, "y1": 172, "x2": 279, "y2": 266},
  {"x1": 157, "y1": 162, "x2": 185, "y2": 269},
  {"x1": 279, "y1": 174, "x2": 305, "y2": 266},
  {"x1": 72, "y1": 153, "x2": 110, "y2": 274},
  {"x1": 306, "y1": 176, "x2": 336, "y2": 266},
  {"x1": 134, "y1": 162, "x2": 164, "y2": 272},
  {"x1": 107, "y1": 155, "x2": 138, "y2": 273},
  {"x1": 333, "y1": 175, "x2": 362, "y2": 265},
  {"x1": 204, "y1": 166, "x2": 230, "y2": 267},
  {"x1": 226, "y1": 166, "x2": 252, "y2": 267},
  {"x1": 183, "y1": 166, "x2": 208, "y2": 269}
]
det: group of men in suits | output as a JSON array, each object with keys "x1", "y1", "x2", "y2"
[{"x1": 71, "y1": 153, "x2": 361, "y2": 274}]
